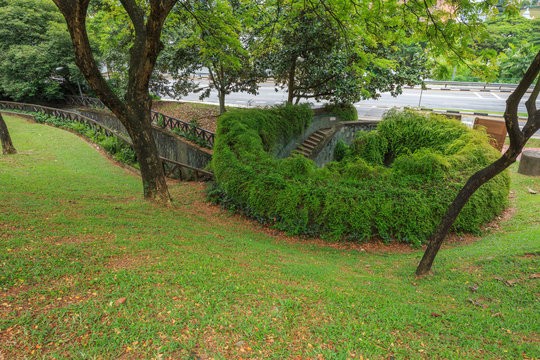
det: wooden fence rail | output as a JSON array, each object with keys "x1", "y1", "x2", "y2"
[{"x1": 0, "y1": 100, "x2": 213, "y2": 181}]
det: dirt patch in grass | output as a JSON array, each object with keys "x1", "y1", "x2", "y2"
[
  {"x1": 167, "y1": 181, "x2": 520, "y2": 256},
  {"x1": 0, "y1": 223, "x2": 18, "y2": 240},
  {"x1": 518, "y1": 252, "x2": 539, "y2": 259},
  {"x1": 105, "y1": 252, "x2": 155, "y2": 270},
  {"x1": 152, "y1": 100, "x2": 220, "y2": 133}
]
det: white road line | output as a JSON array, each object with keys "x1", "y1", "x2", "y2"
[
  {"x1": 255, "y1": 101, "x2": 267, "y2": 104},
  {"x1": 473, "y1": 92, "x2": 483, "y2": 99},
  {"x1": 491, "y1": 92, "x2": 502, "y2": 100},
  {"x1": 235, "y1": 100, "x2": 246, "y2": 103}
]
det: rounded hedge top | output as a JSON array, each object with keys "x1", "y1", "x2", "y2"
[{"x1": 211, "y1": 106, "x2": 509, "y2": 246}]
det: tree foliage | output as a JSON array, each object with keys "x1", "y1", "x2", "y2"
[
  {"x1": 482, "y1": 16, "x2": 540, "y2": 52},
  {"x1": 431, "y1": 15, "x2": 540, "y2": 82},
  {"x1": 162, "y1": 0, "x2": 266, "y2": 114},
  {"x1": 0, "y1": 0, "x2": 87, "y2": 101},
  {"x1": 263, "y1": 0, "x2": 496, "y2": 103}
]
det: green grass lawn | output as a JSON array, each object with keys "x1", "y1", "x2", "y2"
[
  {"x1": 1, "y1": 114, "x2": 539, "y2": 360},
  {"x1": 506, "y1": 137, "x2": 540, "y2": 148}
]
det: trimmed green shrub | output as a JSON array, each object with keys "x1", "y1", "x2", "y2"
[
  {"x1": 211, "y1": 108, "x2": 509, "y2": 246},
  {"x1": 323, "y1": 103, "x2": 358, "y2": 122},
  {"x1": 334, "y1": 140, "x2": 349, "y2": 162}
]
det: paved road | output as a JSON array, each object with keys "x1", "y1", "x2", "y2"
[
  {"x1": 164, "y1": 80, "x2": 533, "y2": 116},
  {"x1": 162, "y1": 80, "x2": 539, "y2": 136}
]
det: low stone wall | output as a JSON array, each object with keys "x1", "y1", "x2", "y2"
[
  {"x1": 70, "y1": 108, "x2": 212, "y2": 171},
  {"x1": 0, "y1": 110, "x2": 35, "y2": 121},
  {"x1": 152, "y1": 126, "x2": 212, "y2": 171},
  {"x1": 312, "y1": 121, "x2": 379, "y2": 167}
]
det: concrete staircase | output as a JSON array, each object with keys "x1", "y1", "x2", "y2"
[{"x1": 290, "y1": 128, "x2": 332, "y2": 158}]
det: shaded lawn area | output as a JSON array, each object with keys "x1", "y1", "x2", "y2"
[{"x1": 0, "y1": 114, "x2": 539, "y2": 359}]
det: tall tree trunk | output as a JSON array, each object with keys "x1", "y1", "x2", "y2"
[
  {"x1": 52, "y1": 0, "x2": 176, "y2": 203},
  {"x1": 0, "y1": 113, "x2": 17, "y2": 155},
  {"x1": 416, "y1": 51, "x2": 540, "y2": 276},
  {"x1": 287, "y1": 57, "x2": 297, "y2": 104},
  {"x1": 122, "y1": 108, "x2": 169, "y2": 202},
  {"x1": 218, "y1": 90, "x2": 226, "y2": 115}
]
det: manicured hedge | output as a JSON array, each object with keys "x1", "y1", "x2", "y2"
[
  {"x1": 323, "y1": 103, "x2": 358, "y2": 122},
  {"x1": 210, "y1": 107, "x2": 509, "y2": 245}
]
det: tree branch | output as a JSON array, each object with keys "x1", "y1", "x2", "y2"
[
  {"x1": 125, "y1": 0, "x2": 178, "y2": 104},
  {"x1": 504, "y1": 51, "x2": 540, "y2": 145},
  {"x1": 52, "y1": 0, "x2": 127, "y2": 118},
  {"x1": 525, "y1": 75, "x2": 540, "y2": 116},
  {"x1": 119, "y1": 0, "x2": 145, "y2": 35}
]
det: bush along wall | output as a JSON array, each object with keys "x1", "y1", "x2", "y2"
[
  {"x1": 322, "y1": 103, "x2": 358, "y2": 122},
  {"x1": 210, "y1": 107, "x2": 509, "y2": 246}
]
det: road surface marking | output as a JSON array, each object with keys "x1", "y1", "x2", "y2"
[
  {"x1": 474, "y1": 92, "x2": 484, "y2": 99},
  {"x1": 235, "y1": 100, "x2": 246, "y2": 103},
  {"x1": 491, "y1": 93, "x2": 502, "y2": 100}
]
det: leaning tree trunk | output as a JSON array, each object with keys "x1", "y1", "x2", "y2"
[
  {"x1": 122, "y1": 104, "x2": 170, "y2": 203},
  {"x1": 52, "y1": 0, "x2": 176, "y2": 203},
  {"x1": 416, "y1": 51, "x2": 540, "y2": 276},
  {"x1": 0, "y1": 113, "x2": 17, "y2": 155}
]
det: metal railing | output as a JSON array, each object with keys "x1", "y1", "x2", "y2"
[
  {"x1": 65, "y1": 95, "x2": 106, "y2": 108},
  {"x1": 150, "y1": 111, "x2": 215, "y2": 148},
  {"x1": 0, "y1": 101, "x2": 213, "y2": 181},
  {"x1": 422, "y1": 80, "x2": 533, "y2": 91},
  {"x1": 64, "y1": 95, "x2": 215, "y2": 148}
]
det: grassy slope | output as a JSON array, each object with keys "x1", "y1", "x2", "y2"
[{"x1": 0, "y1": 115, "x2": 539, "y2": 360}]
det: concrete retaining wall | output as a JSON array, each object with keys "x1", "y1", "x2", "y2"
[
  {"x1": 312, "y1": 121, "x2": 379, "y2": 167},
  {"x1": 73, "y1": 108, "x2": 212, "y2": 171},
  {"x1": 273, "y1": 114, "x2": 340, "y2": 159}
]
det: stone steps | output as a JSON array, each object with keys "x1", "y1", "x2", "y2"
[{"x1": 290, "y1": 128, "x2": 332, "y2": 158}]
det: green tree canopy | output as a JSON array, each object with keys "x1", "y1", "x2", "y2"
[
  {"x1": 0, "y1": 0, "x2": 87, "y2": 101},
  {"x1": 483, "y1": 16, "x2": 540, "y2": 52},
  {"x1": 161, "y1": 0, "x2": 266, "y2": 114}
]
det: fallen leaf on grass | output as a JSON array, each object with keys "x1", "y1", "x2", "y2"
[
  {"x1": 494, "y1": 276, "x2": 520, "y2": 286},
  {"x1": 492, "y1": 312, "x2": 503, "y2": 317},
  {"x1": 469, "y1": 299, "x2": 488, "y2": 308},
  {"x1": 431, "y1": 313, "x2": 442, "y2": 317},
  {"x1": 115, "y1": 297, "x2": 127, "y2": 305},
  {"x1": 529, "y1": 273, "x2": 540, "y2": 279},
  {"x1": 527, "y1": 188, "x2": 537, "y2": 194},
  {"x1": 504, "y1": 279, "x2": 520, "y2": 286},
  {"x1": 469, "y1": 284, "x2": 479, "y2": 292}
]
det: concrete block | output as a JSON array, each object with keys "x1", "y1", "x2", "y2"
[{"x1": 518, "y1": 150, "x2": 540, "y2": 176}]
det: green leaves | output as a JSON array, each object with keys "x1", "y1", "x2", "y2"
[
  {"x1": 0, "y1": 0, "x2": 84, "y2": 101},
  {"x1": 212, "y1": 107, "x2": 509, "y2": 243}
]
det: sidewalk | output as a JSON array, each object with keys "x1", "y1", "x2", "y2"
[{"x1": 501, "y1": 145, "x2": 540, "y2": 161}]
